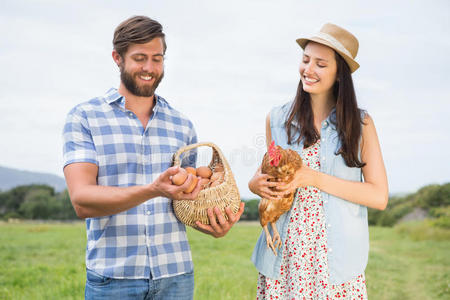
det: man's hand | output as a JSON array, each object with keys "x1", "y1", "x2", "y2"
[
  {"x1": 194, "y1": 202, "x2": 245, "y2": 238},
  {"x1": 152, "y1": 166, "x2": 202, "y2": 200}
]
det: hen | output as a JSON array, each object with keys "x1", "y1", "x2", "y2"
[{"x1": 259, "y1": 141, "x2": 302, "y2": 255}]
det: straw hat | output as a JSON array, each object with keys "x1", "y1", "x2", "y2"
[{"x1": 296, "y1": 23, "x2": 360, "y2": 73}]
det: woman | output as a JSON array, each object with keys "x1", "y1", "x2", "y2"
[{"x1": 249, "y1": 23, "x2": 388, "y2": 299}]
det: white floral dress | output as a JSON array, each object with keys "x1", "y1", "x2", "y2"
[{"x1": 257, "y1": 140, "x2": 368, "y2": 299}]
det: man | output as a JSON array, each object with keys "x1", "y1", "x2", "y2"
[{"x1": 63, "y1": 16, "x2": 245, "y2": 299}]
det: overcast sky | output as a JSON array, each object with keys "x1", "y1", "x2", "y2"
[{"x1": 1, "y1": 0, "x2": 449, "y2": 198}]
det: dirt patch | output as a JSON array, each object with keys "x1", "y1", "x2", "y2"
[{"x1": 398, "y1": 207, "x2": 428, "y2": 223}]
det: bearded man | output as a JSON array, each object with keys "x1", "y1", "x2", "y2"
[{"x1": 62, "y1": 16, "x2": 244, "y2": 300}]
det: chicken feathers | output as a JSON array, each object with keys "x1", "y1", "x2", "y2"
[{"x1": 259, "y1": 141, "x2": 302, "y2": 255}]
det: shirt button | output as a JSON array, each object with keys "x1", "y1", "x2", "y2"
[
  {"x1": 146, "y1": 210, "x2": 151, "y2": 215},
  {"x1": 328, "y1": 223, "x2": 331, "y2": 228},
  {"x1": 128, "y1": 112, "x2": 134, "y2": 117},
  {"x1": 322, "y1": 138, "x2": 326, "y2": 142},
  {"x1": 323, "y1": 157, "x2": 326, "y2": 161},
  {"x1": 323, "y1": 121, "x2": 328, "y2": 127},
  {"x1": 329, "y1": 248, "x2": 333, "y2": 253}
]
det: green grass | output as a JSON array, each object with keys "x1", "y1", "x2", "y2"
[
  {"x1": 367, "y1": 225, "x2": 449, "y2": 299},
  {"x1": 0, "y1": 221, "x2": 448, "y2": 299},
  {"x1": 187, "y1": 222, "x2": 259, "y2": 300},
  {"x1": 0, "y1": 222, "x2": 86, "y2": 299}
]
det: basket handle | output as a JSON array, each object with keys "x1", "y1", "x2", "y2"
[{"x1": 172, "y1": 142, "x2": 226, "y2": 168}]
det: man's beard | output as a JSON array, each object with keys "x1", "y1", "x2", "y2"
[{"x1": 120, "y1": 65, "x2": 164, "y2": 97}]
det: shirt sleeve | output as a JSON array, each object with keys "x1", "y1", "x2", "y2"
[{"x1": 62, "y1": 106, "x2": 98, "y2": 169}]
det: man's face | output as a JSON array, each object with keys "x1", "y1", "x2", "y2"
[{"x1": 117, "y1": 37, "x2": 165, "y2": 97}]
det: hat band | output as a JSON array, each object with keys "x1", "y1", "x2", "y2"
[{"x1": 315, "y1": 32, "x2": 353, "y2": 58}]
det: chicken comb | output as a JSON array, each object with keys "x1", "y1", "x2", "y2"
[{"x1": 268, "y1": 140, "x2": 281, "y2": 167}]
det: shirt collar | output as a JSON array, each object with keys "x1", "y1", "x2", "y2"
[
  {"x1": 104, "y1": 87, "x2": 162, "y2": 110},
  {"x1": 290, "y1": 106, "x2": 337, "y2": 129},
  {"x1": 104, "y1": 88, "x2": 123, "y2": 104}
]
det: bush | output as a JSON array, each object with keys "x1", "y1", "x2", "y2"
[
  {"x1": 428, "y1": 206, "x2": 450, "y2": 218},
  {"x1": 2, "y1": 211, "x2": 22, "y2": 220},
  {"x1": 415, "y1": 183, "x2": 450, "y2": 208},
  {"x1": 369, "y1": 183, "x2": 450, "y2": 227},
  {"x1": 429, "y1": 216, "x2": 450, "y2": 229},
  {"x1": 395, "y1": 220, "x2": 450, "y2": 241},
  {"x1": 369, "y1": 199, "x2": 415, "y2": 227},
  {"x1": 241, "y1": 199, "x2": 259, "y2": 221}
]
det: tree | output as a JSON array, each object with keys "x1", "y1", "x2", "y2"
[
  {"x1": 4, "y1": 184, "x2": 55, "y2": 212},
  {"x1": 18, "y1": 188, "x2": 60, "y2": 219},
  {"x1": 54, "y1": 190, "x2": 78, "y2": 219}
]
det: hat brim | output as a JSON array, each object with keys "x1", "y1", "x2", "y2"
[{"x1": 296, "y1": 37, "x2": 360, "y2": 73}]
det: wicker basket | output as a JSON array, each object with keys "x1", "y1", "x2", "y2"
[{"x1": 171, "y1": 142, "x2": 241, "y2": 227}]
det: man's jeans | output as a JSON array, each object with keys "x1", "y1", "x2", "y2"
[{"x1": 85, "y1": 269, "x2": 194, "y2": 300}]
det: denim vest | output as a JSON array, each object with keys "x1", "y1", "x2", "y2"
[{"x1": 251, "y1": 101, "x2": 369, "y2": 285}]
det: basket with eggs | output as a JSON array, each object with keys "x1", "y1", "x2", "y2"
[{"x1": 171, "y1": 142, "x2": 241, "y2": 227}]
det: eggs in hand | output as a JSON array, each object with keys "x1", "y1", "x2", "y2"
[{"x1": 171, "y1": 168, "x2": 188, "y2": 185}]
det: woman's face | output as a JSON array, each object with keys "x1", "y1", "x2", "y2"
[{"x1": 299, "y1": 42, "x2": 338, "y2": 96}]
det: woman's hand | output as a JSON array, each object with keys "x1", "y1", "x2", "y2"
[
  {"x1": 248, "y1": 166, "x2": 286, "y2": 200},
  {"x1": 276, "y1": 164, "x2": 318, "y2": 195}
]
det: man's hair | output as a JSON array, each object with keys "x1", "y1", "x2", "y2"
[{"x1": 113, "y1": 16, "x2": 166, "y2": 57}]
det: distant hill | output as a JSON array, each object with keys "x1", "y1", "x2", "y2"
[{"x1": 0, "y1": 166, "x2": 66, "y2": 192}]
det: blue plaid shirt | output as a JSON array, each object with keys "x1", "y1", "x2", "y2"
[{"x1": 63, "y1": 88, "x2": 197, "y2": 279}]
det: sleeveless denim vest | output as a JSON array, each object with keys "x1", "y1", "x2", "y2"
[{"x1": 251, "y1": 101, "x2": 369, "y2": 285}]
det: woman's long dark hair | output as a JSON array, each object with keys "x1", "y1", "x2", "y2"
[{"x1": 285, "y1": 51, "x2": 366, "y2": 168}]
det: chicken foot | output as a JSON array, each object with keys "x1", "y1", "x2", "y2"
[{"x1": 263, "y1": 223, "x2": 282, "y2": 256}]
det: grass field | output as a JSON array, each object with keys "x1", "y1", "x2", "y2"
[{"x1": 0, "y1": 221, "x2": 448, "y2": 299}]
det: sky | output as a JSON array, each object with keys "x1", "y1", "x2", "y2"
[{"x1": 0, "y1": 0, "x2": 449, "y2": 198}]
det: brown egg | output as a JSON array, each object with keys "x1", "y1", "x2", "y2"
[
  {"x1": 185, "y1": 167, "x2": 197, "y2": 176},
  {"x1": 210, "y1": 171, "x2": 224, "y2": 182},
  {"x1": 196, "y1": 166, "x2": 212, "y2": 179},
  {"x1": 199, "y1": 178, "x2": 210, "y2": 189},
  {"x1": 171, "y1": 168, "x2": 188, "y2": 186},
  {"x1": 185, "y1": 176, "x2": 198, "y2": 193},
  {"x1": 210, "y1": 179, "x2": 222, "y2": 187},
  {"x1": 214, "y1": 163, "x2": 224, "y2": 172}
]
